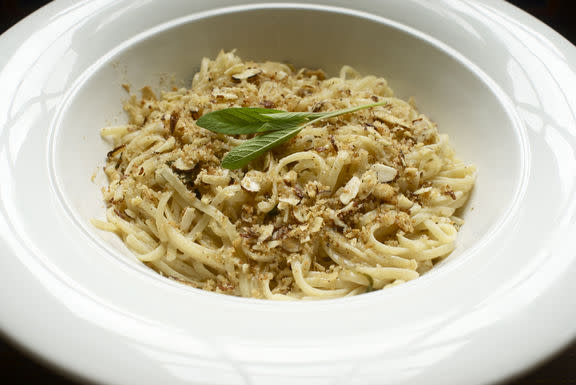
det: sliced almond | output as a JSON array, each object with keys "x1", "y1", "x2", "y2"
[
  {"x1": 397, "y1": 194, "x2": 414, "y2": 210},
  {"x1": 374, "y1": 111, "x2": 413, "y2": 129},
  {"x1": 258, "y1": 224, "x2": 274, "y2": 242},
  {"x1": 240, "y1": 172, "x2": 261, "y2": 192},
  {"x1": 371, "y1": 164, "x2": 397, "y2": 183},
  {"x1": 232, "y1": 68, "x2": 262, "y2": 80},
  {"x1": 339, "y1": 176, "x2": 361, "y2": 205},
  {"x1": 279, "y1": 195, "x2": 300, "y2": 206},
  {"x1": 172, "y1": 158, "x2": 195, "y2": 171},
  {"x1": 282, "y1": 238, "x2": 300, "y2": 253}
]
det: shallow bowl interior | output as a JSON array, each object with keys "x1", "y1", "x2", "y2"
[{"x1": 53, "y1": 6, "x2": 524, "y2": 286}]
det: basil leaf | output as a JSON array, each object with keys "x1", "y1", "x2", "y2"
[
  {"x1": 197, "y1": 107, "x2": 307, "y2": 134},
  {"x1": 221, "y1": 126, "x2": 303, "y2": 169}
]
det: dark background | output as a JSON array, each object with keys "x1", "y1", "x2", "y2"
[{"x1": 0, "y1": 0, "x2": 575, "y2": 384}]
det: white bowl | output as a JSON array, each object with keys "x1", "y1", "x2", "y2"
[
  {"x1": 53, "y1": 3, "x2": 523, "y2": 293},
  {"x1": 1, "y1": 1, "x2": 576, "y2": 384}
]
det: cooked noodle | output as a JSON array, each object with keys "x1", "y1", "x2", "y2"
[{"x1": 94, "y1": 51, "x2": 476, "y2": 299}]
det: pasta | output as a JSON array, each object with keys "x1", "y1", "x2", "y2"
[{"x1": 94, "y1": 51, "x2": 476, "y2": 299}]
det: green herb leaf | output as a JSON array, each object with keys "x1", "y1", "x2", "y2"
[
  {"x1": 221, "y1": 125, "x2": 304, "y2": 169},
  {"x1": 197, "y1": 107, "x2": 309, "y2": 134},
  {"x1": 199, "y1": 100, "x2": 393, "y2": 168},
  {"x1": 258, "y1": 116, "x2": 310, "y2": 132},
  {"x1": 261, "y1": 111, "x2": 316, "y2": 120}
]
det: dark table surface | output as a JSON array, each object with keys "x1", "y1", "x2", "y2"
[{"x1": 1, "y1": 0, "x2": 575, "y2": 384}]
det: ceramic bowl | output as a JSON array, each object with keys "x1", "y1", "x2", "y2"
[{"x1": 1, "y1": 1, "x2": 575, "y2": 384}]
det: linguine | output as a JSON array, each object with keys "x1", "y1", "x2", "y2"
[{"x1": 94, "y1": 51, "x2": 476, "y2": 299}]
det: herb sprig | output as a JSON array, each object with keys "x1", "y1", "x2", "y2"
[{"x1": 196, "y1": 101, "x2": 390, "y2": 169}]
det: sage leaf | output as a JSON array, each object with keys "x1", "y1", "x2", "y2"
[
  {"x1": 198, "y1": 100, "x2": 393, "y2": 169},
  {"x1": 197, "y1": 107, "x2": 309, "y2": 134},
  {"x1": 221, "y1": 125, "x2": 304, "y2": 169},
  {"x1": 261, "y1": 111, "x2": 316, "y2": 120}
]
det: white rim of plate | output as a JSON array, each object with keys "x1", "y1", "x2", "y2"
[
  {"x1": 0, "y1": 1, "x2": 575, "y2": 385},
  {"x1": 47, "y1": 2, "x2": 530, "y2": 305}
]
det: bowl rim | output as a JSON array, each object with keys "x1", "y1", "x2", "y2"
[
  {"x1": 1, "y1": 1, "x2": 576, "y2": 385},
  {"x1": 48, "y1": 1, "x2": 529, "y2": 306}
]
